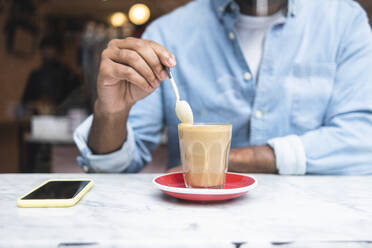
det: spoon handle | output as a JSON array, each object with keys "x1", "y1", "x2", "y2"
[{"x1": 166, "y1": 68, "x2": 180, "y2": 102}]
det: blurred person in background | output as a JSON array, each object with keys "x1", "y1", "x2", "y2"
[
  {"x1": 21, "y1": 35, "x2": 80, "y2": 172},
  {"x1": 74, "y1": 0, "x2": 372, "y2": 175},
  {"x1": 22, "y1": 35, "x2": 80, "y2": 115}
]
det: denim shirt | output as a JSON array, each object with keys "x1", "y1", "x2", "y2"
[{"x1": 74, "y1": 0, "x2": 372, "y2": 175}]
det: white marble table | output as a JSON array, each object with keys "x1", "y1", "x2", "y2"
[{"x1": 1, "y1": 174, "x2": 372, "y2": 248}]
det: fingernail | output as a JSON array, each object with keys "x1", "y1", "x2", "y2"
[
  {"x1": 153, "y1": 79, "x2": 160, "y2": 86},
  {"x1": 167, "y1": 57, "x2": 176, "y2": 66},
  {"x1": 160, "y1": 70, "x2": 168, "y2": 80}
]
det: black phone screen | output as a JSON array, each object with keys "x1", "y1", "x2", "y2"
[{"x1": 22, "y1": 180, "x2": 90, "y2": 200}]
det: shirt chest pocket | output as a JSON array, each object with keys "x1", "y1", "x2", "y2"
[{"x1": 286, "y1": 63, "x2": 336, "y2": 134}]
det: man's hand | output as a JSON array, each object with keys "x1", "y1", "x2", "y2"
[
  {"x1": 229, "y1": 145, "x2": 278, "y2": 173},
  {"x1": 96, "y1": 37, "x2": 176, "y2": 115},
  {"x1": 30, "y1": 98, "x2": 56, "y2": 115},
  {"x1": 88, "y1": 38, "x2": 176, "y2": 155}
]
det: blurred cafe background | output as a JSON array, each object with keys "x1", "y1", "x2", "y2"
[{"x1": 0, "y1": 0, "x2": 371, "y2": 174}]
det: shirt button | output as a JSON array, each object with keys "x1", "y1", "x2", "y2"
[
  {"x1": 244, "y1": 72, "x2": 252, "y2": 81},
  {"x1": 255, "y1": 111, "x2": 263, "y2": 119},
  {"x1": 83, "y1": 165, "x2": 89, "y2": 172},
  {"x1": 228, "y1": 32, "x2": 235, "y2": 40}
]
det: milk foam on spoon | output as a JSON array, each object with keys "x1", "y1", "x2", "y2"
[{"x1": 175, "y1": 100, "x2": 193, "y2": 124}]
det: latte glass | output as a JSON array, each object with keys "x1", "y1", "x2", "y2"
[{"x1": 178, "y1": 123, "x2": 232, "y2": 189}]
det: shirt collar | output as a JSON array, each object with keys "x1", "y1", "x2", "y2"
[{"x1": 212, "y1": 0, "x2": 299, "y2": 20}]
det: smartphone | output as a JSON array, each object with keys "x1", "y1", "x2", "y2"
[{"x1": 17, "y1": 179, "x2": 93, "y2": 208}]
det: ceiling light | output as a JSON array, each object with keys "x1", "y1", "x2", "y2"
[
  {"x1": 129, "y1": 3, "x2": 150, "y2": 25},
  {"x1": 110, "y1": 12, "x2": 127, "y2": 27}
]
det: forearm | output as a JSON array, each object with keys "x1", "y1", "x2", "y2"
[
  {"x1": 229, "y1": 145, "x2": 277, "y2": 173},
  {"x1": 88, "y1": 100, "x2": 131, "y2": 154}
]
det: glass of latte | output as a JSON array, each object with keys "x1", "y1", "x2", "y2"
[{"x1": 178, "y1": 123, "x2": 232, "y2": 189}]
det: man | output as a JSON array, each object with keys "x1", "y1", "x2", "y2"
[
  {"x1": 22, "y1": 35, "x2": 80, "y2": 115},
  {"x1": 74, "y1": 0, "x2": 372, "y2": 175},
  {"x1": 22, "y1": 35, "x2": 80, "y2": 172}
]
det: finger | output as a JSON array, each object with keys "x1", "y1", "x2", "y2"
[
  {"x1": 103, "y1": 45, "x2": 162, "y2": 83},
  {"x1": 109, "y1": 38, "x2": 176, "y2": 78},
  {"x1": 136, "y1": 45, "x2": 165, "y2": 81},
  {"x1": 147, "y1": 40, "x2": 176, "y2": 68},
  {"x1": 107, "y1": 48, "x2": 159, "y2": 88},
  {"x1": 103, "y1": 59, "x2": 153, "y2": 92},
  {"x1": 113, "y1": 39, "x2": 165, "y2": 80}
]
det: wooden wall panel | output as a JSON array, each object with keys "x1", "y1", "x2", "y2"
[{"x1": 0, "y1": 125, "x2": 19, "y2": 173}]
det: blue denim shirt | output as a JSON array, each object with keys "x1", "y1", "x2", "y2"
[{"x1": 74, "y1": 0, "x2": 372, "y2": 175}]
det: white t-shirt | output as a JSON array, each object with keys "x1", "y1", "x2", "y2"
[{"x1": 235, "y1": 11, "x2": 285, "y2": 80}]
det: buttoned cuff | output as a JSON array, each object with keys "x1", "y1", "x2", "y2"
[
  {"x1": 73, "y1": 115, "x2": 135, "y2": 173},
  {"x1": 267, "y1": 135, "x2": 306, "y2": 175}
]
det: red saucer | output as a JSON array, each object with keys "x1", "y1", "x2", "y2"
[{"x1": 153, "y1": 172, "x2": 257, "y2": 202}]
